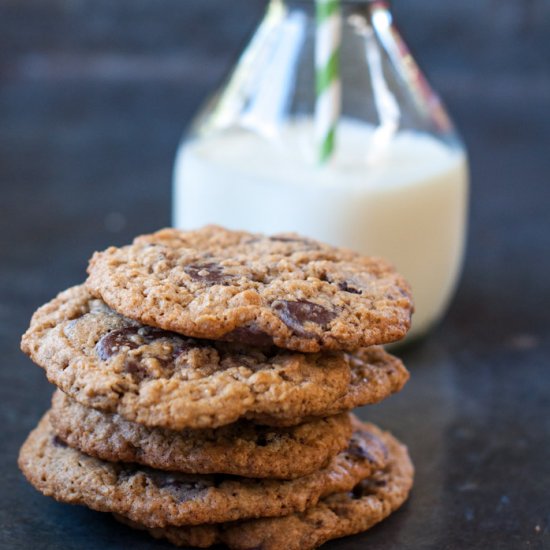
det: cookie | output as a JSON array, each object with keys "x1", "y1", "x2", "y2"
[
  {"x1": 254, "y1": 345, "x2": 409, "y2": 427},
  {"x1": 114, "y1": 424, "x2": 413, "y2": 549},
  {"x1": 18, "y1": 414, "x2": 389, "y2": 528},
  {"x1": 21, "y1": 286, "x2": 408, "y2": 430},
  {"x1": 85, "y1": 226, "x2": 413, "y2": 352},
  {"x1": 50, "y1": 390, "x2": 353, "y2": 479}
]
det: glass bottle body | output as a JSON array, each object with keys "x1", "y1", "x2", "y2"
[{"x1": 173, "y1": 0, "x2": 469, "y2": 340}]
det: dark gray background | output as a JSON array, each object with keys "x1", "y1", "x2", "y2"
[{"x1": 1, "y1": 1, "x2": 549, "y2": 548}]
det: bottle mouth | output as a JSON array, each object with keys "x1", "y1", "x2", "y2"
[
  {"x1": 272, "y1": 0, "x2": 392, "y2": 16},
  {"x1": 286, "y1": 0, "x2": 389, "y2": 4},
  {"x1": 270, "y1": 0, "x2": 391, "y2": 23},
  {"x1": 277, "y1": 0, "x2": 389, "y2": 5}
]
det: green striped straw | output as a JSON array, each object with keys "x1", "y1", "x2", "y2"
[{"x1": 315, "y1": 0, "x2": 341, "y2": 164}]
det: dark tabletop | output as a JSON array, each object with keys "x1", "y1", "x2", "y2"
[{"x1": 1, "y1": 1, "x2": 549, "y2": 549}]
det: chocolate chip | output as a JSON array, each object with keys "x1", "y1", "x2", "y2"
[
  {"x1": 96, "y1": 326, "x2": 177, "y2": 360},
  {"x1": 221, "y1": 326, "x2": 274, "y2": 347},
  {"x1": 52, "y1": 436, "x2": 67, "y2": 448},
  {"x1": 124, "y1": 361, "x2": 140, "y2": 374},
  {"x1": 141, "y1": 326, "x2": 171, "y2": 340},
  {"x1": 184, "y1": 262, "x2": 231, "y2": 284},
  {"x1": 124, "y1": 361, "x2": 148, "y2": 381},
  {"x1": 347, "y1": 438, "x2": 375, "y2": 461},
  {"x1": 346, "y1": 432, "x2": 384, "y2": 464},
  {"x1": 272, "y1": 300, "x2": 336, "y2": 336},
  {"x1": 96, "y1": 327, "x2": 140, "y2": 360},
  {"x1": 320, "y1": 272, "x2": 364, "y2": 295},
  {"x1": 338, "y1": 280, "x2": 362, "y2": 294}
]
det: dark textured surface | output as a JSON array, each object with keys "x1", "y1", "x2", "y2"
[{"x1": 1, "y1": 1, "x2": 549, "y2": 549}]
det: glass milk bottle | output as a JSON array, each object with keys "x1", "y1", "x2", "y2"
[{"x1": 173, "y1": 0, "x2": 469, "y2": 340}]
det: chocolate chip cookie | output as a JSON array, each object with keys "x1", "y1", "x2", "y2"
[
  {"x1": 21, "y1": 286, "x2": 409, "y2": 430},
  {"x1": 85, "y1": 226, "x2": 413, "y2": 352},
  {"x1": 18, "y1": 413, "x2": 389, "y2": 528},
  {"x1": 50, "y1": 390, "x2": 353, "y2": 479},
  {"x1": 114, "y1": 423, "x2": 413, "y2": 549}
]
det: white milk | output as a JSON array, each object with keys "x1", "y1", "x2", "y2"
[{"x1": 173, "y1": 118, "x2": 468, "y2": 339}]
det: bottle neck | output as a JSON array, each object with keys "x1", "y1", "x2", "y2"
[{"x1": 202, "y1": 0, "x2": 454, "y2": 142}]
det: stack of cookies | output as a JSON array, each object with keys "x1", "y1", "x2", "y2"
[{"x1": 19, "y1": 226, "x2": 415, "y2": 550}]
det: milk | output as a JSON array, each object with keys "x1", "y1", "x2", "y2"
[{"x1": 173, "y1": 118, "x2": 468, "y2": 339}]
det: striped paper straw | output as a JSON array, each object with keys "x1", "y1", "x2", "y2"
[{"x1": 315, "y1": 0, "x2": 341, "y2": 164}]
